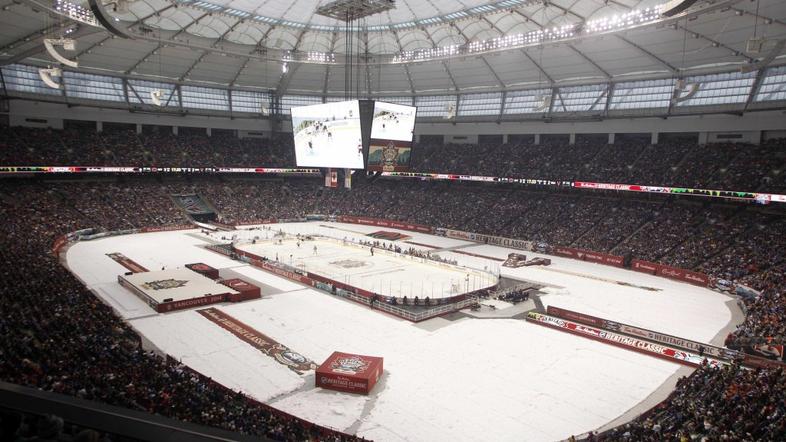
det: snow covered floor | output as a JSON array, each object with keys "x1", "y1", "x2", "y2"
[
  {"x1": 63, "y1": 223, "x2": 738, "y2": 441},
  {"x1": 442, "y1": 244, "x2": 732, "y2": 343}
]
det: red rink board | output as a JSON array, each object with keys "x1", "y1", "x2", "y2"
[{"x1": 316, "y1": 352, "x2": 384, "y2": 395}]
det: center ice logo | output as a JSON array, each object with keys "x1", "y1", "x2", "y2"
[
  {"x1": 331, "y1": 356, "x2": 370, "y2": 375},
  {"x1": 142, "y1": 279, "x2": 188, "y2": 291},
  {"x1": 330, "y1": 259, "x2": 368, "y2": 269}
]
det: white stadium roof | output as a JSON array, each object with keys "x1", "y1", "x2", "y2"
[{"x1": 0, "y1": 0, "x2": 784, "y2": 119}]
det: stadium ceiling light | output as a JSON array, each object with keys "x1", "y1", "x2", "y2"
[
  {"x1": 444, "y1": 103, "x2": 456, "y2": 119},
  {"x1": 532, "y1": 95, "x2": 551, "y2": 112},
  {"x1": 44, "y1": 38, "x2": 79, "y2": 68},
  {"x1": 39, "y1": 67, "x2": 63, "y2": 89},
  {"x1": 150, "y1": 89, "x2": 163, "y2": 106},
  {"x1": 392, "y1": 7, "x2": 661, "y2": 63},
  {"x1": 672, "y1": 79, "x2": 700, "y2": 103}
]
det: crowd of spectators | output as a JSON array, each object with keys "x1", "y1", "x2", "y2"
[
  {"x1": 0, "y1": 126, "x2": 295, "y2": 168},
  {"x1": 2, "y1": 126, "x2": 785, "y2": 192},
  {"x1": 595, "y1": 362, "x2": 786, "y2": 441},
  {"x1": 0, "y1": 159, "x2": 785, "y2": 439},
  {"x1": 0, "y1": 179, "x2": 363, "y2": 441}
]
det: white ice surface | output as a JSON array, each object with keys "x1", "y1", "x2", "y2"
[
  {"x1": 236, "y1": 237, "x2": 495, "y2": 298},
  {"x1": 63, "y1": 222, "x2": 736, "y2": 442}
]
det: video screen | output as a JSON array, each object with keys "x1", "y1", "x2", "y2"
[
  {"x1": 370, "y1": 101, "x2": 416, "y2": 142},
  {"x1": 367, "y1": 101, "x2": 416, "y2": 172},
  {"x1": 292, "y1": 100, "x2": 364, "y2": 169}
]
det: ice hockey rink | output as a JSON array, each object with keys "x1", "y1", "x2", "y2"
[
  {"x1": 63, "y1": 221, "x2": 740, "y2": 442},
  {"x1": 233, "y1": 235, "x2": 497, "y2": 298}
]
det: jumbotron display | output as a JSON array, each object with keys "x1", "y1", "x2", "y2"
[
  {"x1": 292, "y1": 100, "x2": 364, "y2": 169},
  {"x1": 367, "y1": 101, "x2": 417, "y2": 172}
]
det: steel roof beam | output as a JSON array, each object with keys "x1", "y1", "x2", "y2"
[
  {"x1": 275, "y1": 63, "x2": 301, "y2": 95},
  {"x1": 730, "y1": 7, "x2": 786, "y2": 28},
  {"x1": 212, "y1": 19, "x2": 244, "y2": 48},
  {"x1": 0, "y1": 23, "x2": 66, "y2": 54},
  {"x1": 675, "y1": 24, "x2": 754, "y2": 63},
  {"x1": 323, "y1": 32, "x2": 340, "y2": 95},
  {"x1": 390, "y1": 28, "x2": 417, "y2": 93},
  {"x1": 540, "y1": 1, "x2": 586, "y2": 23},
  {"x1": 567, "y1": 44, "x2": 611, "y2": 79},
  {"x1": 615, "y1": 35, "x2": 679, "y2": 74},
  {"x1": 72, "y1": 35, "x2": 113, "y2": 60},
  {"x1": 171, "y1": 12, "x2": 211, "y2": 40},
  {"x1": 520, "y1": 49, "x2": 554, "y2": 85},
  {"x1": 125, "y1": 4, "x2": 177, "y2": 31},
  {"x1": 179, "y1": 51, "x2": 208, "y2": 81},
  {"x1": 228, "y1": 58, "x2": 250, "y2": 88},
  {"x1": 475, "y1": 18, "x2": 515, "y2": 88},
  {"x1": 744, "y1": 66, "x2": 767, "y2": 112},
  {"x1": 125, "y1": 44, "x2": 161, "y2": 75},
  {"x1": 419, "y1": 27, "x2": 459, "y2": 91}
]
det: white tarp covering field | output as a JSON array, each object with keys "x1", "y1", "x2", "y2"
[{"x1": 64, "y1": 222, "x2": 736, "y2": 441}]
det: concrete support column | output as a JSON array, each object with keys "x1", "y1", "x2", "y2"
[
  {"x1": 569, "y1": 133, "x2": 576, "y2": 145},
  {"x1": 698, "y1": 132, "x2": 708, "y2": 145},
  {"x1": 608, "y1": 133, "x2": 615, "y2": 145},
  {"x1": 206, "y1": 127, "x2": 212, "y2": 137},
  {"x1": 96, "y1": 121, "x2": 103, "y2": 133},
  {"x1": 534, "y1": 134, "x2": 541, "y2": 145},
  {"x1": 752, "y1": 130, "x2": 762, "y2": 145},
  {"x1": 136, "y1": 123, "x2": 142, "y2": 135},
  {"x1": 651, "y1": 132, "x2": 659, "y2": 145},
  {"x1": 172, "y1": 126, "x2": 179, "y2": 136}
]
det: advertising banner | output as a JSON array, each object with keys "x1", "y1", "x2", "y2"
[
  {"x1": 546, "y1": 306, "x2": 738, "y2": 360},
  {"x1": 551, "y1": 246, "x2": 624, "y2": 267},
  {"x1": 140, "y1": 224, "x2": 194, "y2": 233},
  {"x1": 198, "y1": 307, "x2": 317, "y2": 373},
  {"x1": 528, "y1": 312, "x2": 724, "y2": 367},
  {"x1": 338, "y1": 216, "x2": 431, "y2": 234}
]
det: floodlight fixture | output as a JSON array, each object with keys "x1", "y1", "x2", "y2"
[
  {"x1": 672, "y1": 80, "x2": 699, "y2": 103},
  {"x1": 39, "y1": 67, "x2": 63, "y2": 89},
  {"x1": 44, "y1": 38, "x2": 79, "y2": 68},
  {"x1": 444, "y1": 103, "x2": 456, "y2": 119},
  {"x1": 150, "y1": 89, "x2": 163, "y2": 106},
  {"x1": 532, "y1": 95, "x2": 551, "y2": 112}
]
